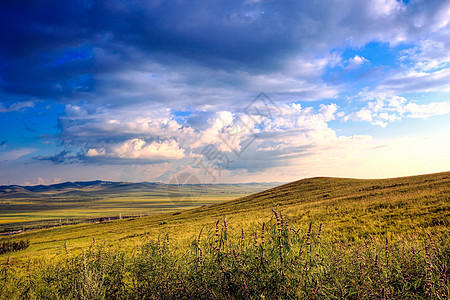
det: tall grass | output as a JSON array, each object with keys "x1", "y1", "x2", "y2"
[{"x1": 1, "y1": 210, "x2": 449, "y2": 299}]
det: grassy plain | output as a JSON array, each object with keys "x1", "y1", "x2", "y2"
[
  {"x1": 1, "y1": 171, "x2": 448, "y2": 265},
  {"x1": 0, "y1": 182, "x2": 275, "y2": 232},
  {"x1": 1, "y1": 171, "x2": 449, "y2": 299}
]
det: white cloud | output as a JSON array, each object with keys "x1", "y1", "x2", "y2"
[
  {"x1": 87, "y1": 139, "x2": 185, "y2": 160},
  {"x1": 113, "y1": 139, "x2": 185, "y2": 160},
  {"x1": 64, "y1": 104, "x2": 89, "y2": 117},
  {"x1": 368, "y1": 0, "x2": 403, "y2": 17},
  {"x1": 383, "y1": 27, "x2": 450, "y2": 94},
  {"x1": 404, "y1": 101, "x2": 450, "y2": 119},
  {"x1": 354, "y1": 108, "x2": 373, "y2": 122},
  {"x1": 241, "y1": 102, "x2": 340, "y2": 155},
  {"x1": 58, "y1": 100, "x2": 347, "y2": 176},
  {"x1": 0, "y1": 101, "x2": 35, "y2": 113},
  {"x1": 85, "y1": 148, "x2": 106, "y2": 157},
  {"x1": 59, "y1": 103, "x2": 195, "y2": 146},
  {"x1": 431, "y1": 1, "x2": 450, "y2": 30},
  {"x1": 401, "y1": 38, "x2": 450, "y2": 72},
  {"x1": 378, "y1": 68, "x2": 450, "y2": 93},
  {"x1": 346, "y1": 55, "x2": 368, "y2": 69},
  {"x1": 344, "y1": 95, "x2": 450, "y2": 126},
  {"x1": 319, "y1": 103, "x2": 339, "y2": 121}
]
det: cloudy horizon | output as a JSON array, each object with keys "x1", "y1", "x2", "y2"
[{"x1": 1, "y1": 0, "x2": 449, "y2": 185}]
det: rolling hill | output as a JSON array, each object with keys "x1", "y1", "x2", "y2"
[{"x1": 1, "y1": 171, "x2": 449, "y2": 264}]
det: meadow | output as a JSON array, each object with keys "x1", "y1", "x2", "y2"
[
  {"x1": 0, "y1": 171, "x2": 449, "y2": 299},
  {"x1": 0, "y1": 181, "x2": 275, "y2": 233}
]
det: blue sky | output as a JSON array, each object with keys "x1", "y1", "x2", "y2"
[{"x1": 0, "y1": 0, "x2": 449, "y2": 185}]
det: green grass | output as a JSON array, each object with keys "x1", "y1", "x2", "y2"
[{"x1": 1, "y1": 213, "x2": 448, "y2": 299}]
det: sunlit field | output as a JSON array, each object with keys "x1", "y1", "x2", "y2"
[
  {"x1": 1, "y1": 172, "x2": 449, "y2": 298},
  {"x1": 0, "y1": 182, "x2": 275, "y2": 233}
]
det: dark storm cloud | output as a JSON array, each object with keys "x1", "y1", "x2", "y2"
[
  {"x1": 32, "y1": 149, "x2": 171, "y2": 165},
  {"x1": 2, "y1": 0, "x2": 449, "y2": 106},
  {"x1": 0, "y1": 0, "x2": 294, "y2": 101},
  {"x1": 32, "y1": 150, "x2": 76, "y2": 164}
]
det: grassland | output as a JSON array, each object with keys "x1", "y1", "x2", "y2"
[
  {"x1": 1, "y1": 171, "x2": 448, "y2": 262},
  {"x1": 0, "y1": 181, "x2": 276, "y2": 233},
  {"x1": 0, "y1": 172, "x2": 449, "y2": 299}
]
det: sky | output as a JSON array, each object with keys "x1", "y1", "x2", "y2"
[{"x1": 0, "y1": 0, "x2": 450, "y2": 185}]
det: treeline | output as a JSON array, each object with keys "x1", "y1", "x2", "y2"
[{"x1": 0, "y1": 240, "x2": 29, "y2": 255}]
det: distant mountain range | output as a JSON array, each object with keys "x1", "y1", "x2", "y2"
[{"x1": 0, "y1": 180, "x2": 281, "y2": 198}]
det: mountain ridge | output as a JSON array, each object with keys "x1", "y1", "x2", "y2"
[{"x1": 0, "y1": 180, "x2": 282, "y2": 198}]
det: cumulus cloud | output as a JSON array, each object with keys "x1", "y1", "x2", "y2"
[
  {"x1": 319, "y1": 103, "x2": 339, "y2": 121},
  {"x1": 346, "y1": 55, "x2": 369, "y2": 69},
  {"x1": 51, "y1": 99, "x2": 347, "y2": 174},
  {"x1": 87, "y1": 139, "x2": 185, "y2": 160},
  {"x1": 85, "y1": 148, "x2": 105, "y2": 157},
  {"x1": 52, "y1": 89, "x2": 449, "y2": 179},
  {"x1": 343, "y1": 95, "x2": 450, "y2": 127}
]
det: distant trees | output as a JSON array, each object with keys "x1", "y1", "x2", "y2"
[{"x1": 0, "y1": 239, "x2": 29, "y2": 255}]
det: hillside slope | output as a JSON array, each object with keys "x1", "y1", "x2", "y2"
[{"x1": 1, "y1": 171, "x2": 449, "y2": 263}]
